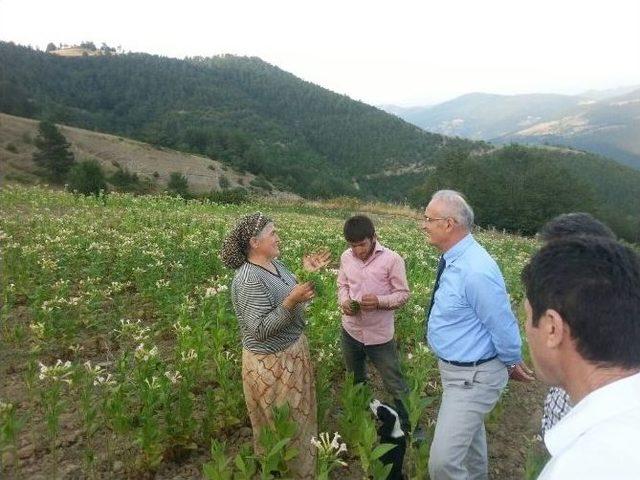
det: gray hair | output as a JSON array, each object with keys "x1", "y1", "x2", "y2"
[{"x1": 431, "y1": 190, "x2": 474, "y2": 230}]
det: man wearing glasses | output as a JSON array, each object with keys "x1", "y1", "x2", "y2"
[{"x1": 422, "y1": 190, "x2": 533, "y2": 480}]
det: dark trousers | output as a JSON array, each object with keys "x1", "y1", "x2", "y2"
[{"x1": 341, "y1": 328, "x2": 410, "y2": 431}]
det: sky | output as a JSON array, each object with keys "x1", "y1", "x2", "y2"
[{"x1": 1, "y1": 0, "x2": 639, "y2": 106}]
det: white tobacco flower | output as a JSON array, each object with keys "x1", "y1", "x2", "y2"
[
  {"x1": 68, "y1": 343, "x2": 84, "y2": 354},
  {"x1": 93, "y1": 373, "x2": 116, "y2": 387},
  {"x1": 83, "y1": 361, "x2": 102, "y2": 375},
  {"x1": 164, "y1": 370, "x2": 182, "y2": 384},
  {"x1": 38, "y1": 359, "x2": 73, "y2": 384},
  {"x1": 135, "y1": 343, "x2": 158, "y2": 362},
  {"x1": 204, "y1": 287, "x2": 217, "y2": 298},
  {"x1": 30, "y1": 322, "x2": 45, "y2": 338},
  {"x1": 311, "y1": 431, "x2": 348, "y2": 456},
  {"x1": 181, "y1": 349, "x2": 198, "y2": 363},
  {"x1": 172, "y1": 321, "x2": 192, "y2": 335},
  {"x1": 205, "y1": 283, "x2": 229, "y2": 298},
  {"x1": 144, "y1": 376, "x2": 160, "y2": 390},
  {"x1": 330, "y1": 432, "x2": 341, "y2": 450},
  {"x1": 118, "y1": 319, "x2": 150, "y2": 341},
  {"x1": 0, "y1": 400, "x2": 13, "y2": 414}
]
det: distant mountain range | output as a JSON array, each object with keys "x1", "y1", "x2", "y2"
[{"x1": 384, "y1": 86, "x2": 640, "y2": 169}]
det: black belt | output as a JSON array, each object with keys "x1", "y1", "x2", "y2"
[{"x1": 439, "y1": 355, "x2": 497, "y2": 367}]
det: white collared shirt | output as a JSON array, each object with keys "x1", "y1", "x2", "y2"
[{"x1": 539, "y1": 371, "x2": 640, "y2": 479}]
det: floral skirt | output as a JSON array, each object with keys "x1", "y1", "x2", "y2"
[{"x1": 242, "y1": 334, "x2": 317, "y2": 479}]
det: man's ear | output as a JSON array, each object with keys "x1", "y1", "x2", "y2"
[
  {"x1": 446, "y1": 217, "x2": 456, "y2": 232},
  {"x1": 541, "y1": 309, "x2": 567, "y2": 349}
]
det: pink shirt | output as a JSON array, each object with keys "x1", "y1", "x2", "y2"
[{"x1": 337, "y1": 242, "x2": 410, "y2": 345}]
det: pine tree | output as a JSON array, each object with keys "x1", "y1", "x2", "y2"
[{"x1": 32, "y1": 121, "x2": 75, "y2": 183}]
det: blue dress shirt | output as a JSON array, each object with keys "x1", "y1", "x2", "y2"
[{"x1": 426, "y1": 234, "x2": 522, "y2": 365}]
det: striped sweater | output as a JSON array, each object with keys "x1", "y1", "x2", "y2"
[{"x1": 231, "y1": 259, "x2": 306, "y2": 354}]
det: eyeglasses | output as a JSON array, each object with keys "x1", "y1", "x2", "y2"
[{"x1": 423, "y1": 216, "x2": 449, "y2": 223}]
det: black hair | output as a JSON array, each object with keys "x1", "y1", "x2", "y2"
[
  {"x1": 343, "y1": 215, "x2": 375, "y2": 243},
  {"x1": 538, "y1": 212, "x2": 615, "y2": 242},
  {"x1": 521, "y1": 236, "x2": 640, "y2": 368}
]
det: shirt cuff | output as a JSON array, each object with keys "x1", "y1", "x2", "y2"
[{"x1": 500, "y1": 356, "x2": 523, "y2": 366}]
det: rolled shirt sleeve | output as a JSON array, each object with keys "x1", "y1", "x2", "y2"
[{"x1": 377, "y1": 254, "x2": 410, "y2": 309}]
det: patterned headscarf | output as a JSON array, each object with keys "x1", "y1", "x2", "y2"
[{"x1": 220, "y1": 212, "x2": 272, "y2": 269}]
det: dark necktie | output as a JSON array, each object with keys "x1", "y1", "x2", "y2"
[{"x1": 427, "y1": 256, "x2": 446, "y2": 321}]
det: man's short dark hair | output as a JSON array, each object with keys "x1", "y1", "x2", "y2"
[
  {"x1": 522, "y1": 236, "x2": 640, "y2": 368},
  {"x1": 538, "y1": 212, "x2": 615, "y2": 242},
  {"x1": 343, "y1": 215, "x2": 375, "y2": 242}
]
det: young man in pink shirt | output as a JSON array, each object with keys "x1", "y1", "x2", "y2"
[{"x1": 337, "y1": 215, "x2": 413, "y2": 433}]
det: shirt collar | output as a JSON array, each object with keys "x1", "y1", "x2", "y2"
[
  {"x1": 443, "y1": 233, "x2": 475, "y2": 264},
  {"x1": 544, "y1": 371, "x2": 640, "y2": 457},
  {"x1": 351, "y1": 240, "x2": 386, "y2": 264}
]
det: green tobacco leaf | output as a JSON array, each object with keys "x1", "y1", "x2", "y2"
[{"x1": 371, "y1": 443, "x2": 396, "y2": 460}]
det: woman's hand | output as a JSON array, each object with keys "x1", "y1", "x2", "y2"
[
  {"x1": 302, "y1": 250, "x2": 331, "y2": 272},
  {"x1": 283, "y1": 282, "x2": 315, "y2": 310}
]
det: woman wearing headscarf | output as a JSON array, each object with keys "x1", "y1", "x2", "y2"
[{"x1": 220, "y1": 212, "x2": 329, "y2": 479}]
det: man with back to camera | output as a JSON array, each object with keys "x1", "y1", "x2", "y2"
[
  {"x1": 521, "y1": 236, "x2": 640, "y2": 479},
  {"x1": 337, "y1": 215, "x2": 417, "y2": 436},
  {"x1": 536, "y1": 212, "x2": 616, "y2": 437},
  {"x1": 422, "y1": 190, "x2": 533, "y2": 480}
]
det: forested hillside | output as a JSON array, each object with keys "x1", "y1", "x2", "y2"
[
  {"x1": 407, "y1": 145, "x2": 640, "y2": 242},
  {"x1": 1, "y1": 41, "x2": 638, "y2": 241},
  {"x1": 0, "y1": 42, "x2": 477, "y2": 197}
]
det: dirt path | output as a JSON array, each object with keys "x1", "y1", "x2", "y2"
[{"x1": 487, "y1": 380, "x2": 548, "y2": 479}]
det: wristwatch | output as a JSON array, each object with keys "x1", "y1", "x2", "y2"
[{"x1": 507, "y1": 363, "x2": 518, "y2": 374}]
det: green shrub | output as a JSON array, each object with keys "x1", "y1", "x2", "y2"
[
  {"x1": 68, "y1": 160, "x2": 107, "y2": 196},
  {"x1": 250, "y1": 175, "x2": 273, "y2": 192},
  {"x1": 218, "y1": 175, "x2": 230, "y2": 189},
  {"x1": 109, "y1": 168, "x2": 141, "y2": 192},
  {"x1": 167, "y1": 172, "x2": 190, "y2": 197},
  {"x1": 208, "y1": 187, "x2": 248, "y2": 205},
  {"x1": 4, "y1": 172, "x2": 34, "y2": 184}
]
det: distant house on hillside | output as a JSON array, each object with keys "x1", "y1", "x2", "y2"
[
  {"x1": 49, "y1": 42, "x2": 119, "y2": 57},
  {"x1": 50, "y1": 47, "x2": 102, "y2": 57}
]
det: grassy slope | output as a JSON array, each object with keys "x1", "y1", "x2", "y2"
[{"x1": 0, "y1": 112, "x2": 296, "y2": 197}]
